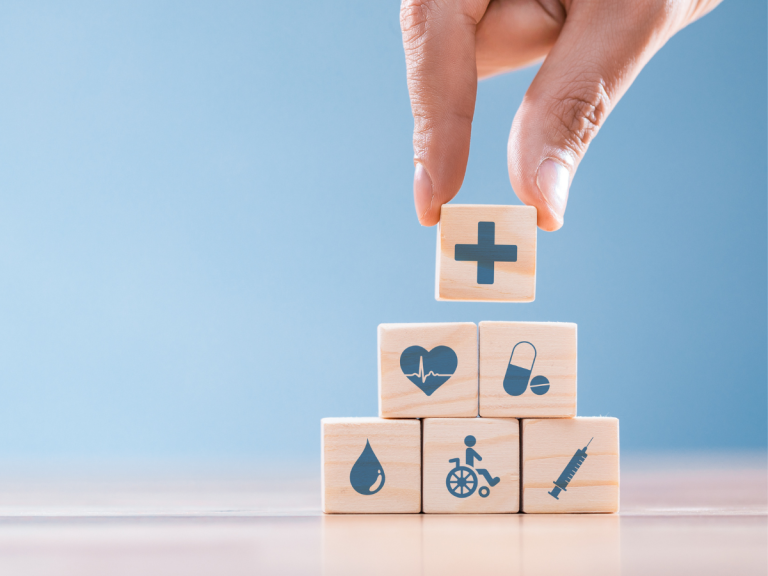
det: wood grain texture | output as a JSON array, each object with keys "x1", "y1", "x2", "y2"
[
  {"x1": 378, "y1": 323, "x2": 478, "y2": 418},
  {"x1": 322, "y1": 417, "x2": 421, "y2": 514},
  {"x1": 522, "y1": 417, "x2": 619, "y2": 513},
  {"x1": 436, "y1": 205, "x2": 536, "y2": 302},
  {"x1": 422, "y1": 418, "x2": 519, "y2": 513},
  {"x1": 480, "y1": 321, "x2": 577, "y2": 418}
]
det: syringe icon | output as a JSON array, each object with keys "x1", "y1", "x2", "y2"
[{"x1": 548, "y1": 438, "x2": 593, "y2": 500}]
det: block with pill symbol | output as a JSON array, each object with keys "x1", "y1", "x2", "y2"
[
  {"x1": 436, "y1": 204, "x2": 537, "y2": 302},
  {"x1": 422, "y1": 417, "x2": 520, "y2": 514},
  {"x1": 378, "y1": 322, "x2": 478, "y2": 418},
  {"x1": 521, "y1": 417, "x2": 620, "y2": 513},
  {"x1": 479, "y1": 321, "x2": 577, "y2": 418},
  {"x1": 322, "y1": 417, "x2": 421, "y2": 513}
]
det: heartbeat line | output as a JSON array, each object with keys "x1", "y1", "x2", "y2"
[{"x1": 403, "y1": 356, "x2": 453, "y2": 384}]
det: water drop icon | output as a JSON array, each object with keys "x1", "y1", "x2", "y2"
[{"x1": 350, "y1": 440, "x2": 385, "y2": 495}]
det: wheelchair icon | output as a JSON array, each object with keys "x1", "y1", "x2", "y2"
[
  {"x1": 445, "y1": 435, "x2": 500, "y2": 499},
  {"x1": 446, "y1": 459, "x2": 490, "y2": 498}
]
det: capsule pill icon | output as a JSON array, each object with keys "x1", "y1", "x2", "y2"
[{"x1": 503, "y1": 341, "x2": 536, "y2": 396}]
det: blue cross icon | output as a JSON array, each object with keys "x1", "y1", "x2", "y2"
[{"x1": 454, "y1": 222, "x2": 517, "y2": 284}]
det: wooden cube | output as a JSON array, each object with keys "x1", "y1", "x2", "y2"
[
  {"x1": 521, "y1": 417, "x2": 620, "y2": 513},
  {"x1": 422, "y1": 417, "x2": 519, "y2": 513},
  {"x1": 378, "y1": 323, "x2": 478, "y2": 418},
  {"x1": 322, "y1": 417, "x2": 421, "y2": 514},
  {"x1": 479, "y1": 321, "x2": 577, "y2": 418},
  {"x1": 436, "y1": 204, "x2": 536, "y2": 302}
]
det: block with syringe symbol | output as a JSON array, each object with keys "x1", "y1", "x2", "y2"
[
  {"x1": 378, "y1": 322, "x2": 478, "y2": 418},
  {"x1": 521, "y1": 417, "x2": 619, "y2": 513}
]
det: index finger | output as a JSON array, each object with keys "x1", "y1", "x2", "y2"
[{"x1": 401, "y1": 0, "x2": 487, "y2": 226}]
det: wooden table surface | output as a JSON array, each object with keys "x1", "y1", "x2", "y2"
[{"x1": 0, "y1": 453, "x2": 764, "y2": 575}]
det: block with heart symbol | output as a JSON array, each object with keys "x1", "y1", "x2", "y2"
[
  {"x1": 378, "y1": 322, "x2": 478, "y2": 418},
  {"x1": 479, "y1": 321, "x2": 577, "y2": 418},
  {"x1": 436, "y1": 204, "x2": 537, "y2": 302}
]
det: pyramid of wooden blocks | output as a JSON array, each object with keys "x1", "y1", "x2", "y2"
[{"x1": 321, "y1": 205, "x2": 620, "y2": 515}]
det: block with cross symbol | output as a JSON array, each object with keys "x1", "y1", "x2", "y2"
[
  {"x1": 422, "y1": 417, "x2": 519, "y2": 513},
  {"x1": 436, "y1": 205, "x2": 537, "y2": 302},
  {"x1": 521, "y1": 417, "x2": 620, "y2": 513}
]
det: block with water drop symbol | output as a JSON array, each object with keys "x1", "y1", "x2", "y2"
[{"x1": 322, "y1": 417, "x2": 421, "y2": 513}]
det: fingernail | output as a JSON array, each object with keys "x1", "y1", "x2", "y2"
[
  {"x1": 536, "y1": 159, "x2": 570, "y2": 222},
  {"x1": 413, "y1": 162, "x2": 434, "y2": 222}
]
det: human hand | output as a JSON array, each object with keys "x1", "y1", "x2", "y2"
[{"x1": 401, "y1": 0, "x2": 722, "y2": 230}]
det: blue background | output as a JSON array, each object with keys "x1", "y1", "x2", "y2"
[{"x1": 0, "y1": 1, "x2": 765, "y2": 461}]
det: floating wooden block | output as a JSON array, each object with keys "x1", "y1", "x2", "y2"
[
  {"x1": 521, "y1": 417, "x2": 619, "y2": 513},
  {"x1": 422, "y1": 417, "x2": 519, "y2": 513},
  {"x1": 322, "y1": 417, "x2": 421, "y2": 514},
  {"x1": 436, "y1": 205, "x2": 536, "y2": 302},
  {"x1": 479, "y1": 321, "x2": 577, "y2": 418},
  {"x1": 378, "y1": 323, "x2": 478, "y2": 418}
]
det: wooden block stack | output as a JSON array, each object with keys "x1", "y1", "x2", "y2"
[{"x1": 322, "y1": 205, "x2": 620, "y2": 514}]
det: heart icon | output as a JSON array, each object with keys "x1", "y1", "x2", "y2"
[{"x1": 399, "y1": 345, "x2": 458, "y2": 396}]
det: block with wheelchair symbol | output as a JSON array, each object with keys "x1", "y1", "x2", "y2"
[
  {"x1": 521, "y1": 417, "x2": 620, "y2": 513},
  {"x1": 378, "y1": 322, "x2": 478, "y2": 418},
  {"x1": 322, "y1": 417, "x2": 421, "y2": 514},
  {"x1": 436, "y1": 204, "x2": 536, "y2": 302},
  {"x1": 422, "y1": 417, "x2": 519, "y2": 513},
  {"x1": 479, "y1": 321, "x2": 577, "y2": 418}
]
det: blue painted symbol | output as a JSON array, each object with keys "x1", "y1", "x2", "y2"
[
  {"x1": 350, "y1": 440, "x2": 385, "y2": 495},
  {"x1": 503, "y1": 341, "x2": 550, "y2": 396},
  {"x1": 549, "y1": 438, "x2": 593, "y2": 500},
  {"x1": 445, "y1": 435, "x2": 500, "y2": 498},
  {"x1": 400, "y1": 345, "x2": 458, "y2": 396},
  {"x1": 454, "y1": 221, "x2": 517, "y2": 284}
]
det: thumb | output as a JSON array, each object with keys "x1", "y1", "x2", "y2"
[{"x1": 508, "y1": 0, "x2": 691, "y2": 231}]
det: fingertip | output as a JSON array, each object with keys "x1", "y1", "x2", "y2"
[
  {"x1": 414, "y1": 162, "x2": 438, "y2": 226},
  {"x1": 536, "y1": 209, "x2": 564, "y2": 232},
  {"x1": 418, "y1": 209, "x2": 440, "y2": 227},
  {"x1": 535, "y1": 158, "x2": 570, "y2": 231}
]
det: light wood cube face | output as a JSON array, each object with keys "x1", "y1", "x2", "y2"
[
  {"x1": 322, "y1": 417, "x2": 421, "y2": 514},
  {"x1": 521, "y1": 417, "x2": 619, "y2": 513},
  {"x1": 378, "y1": 323, "x2": 478, "y2": 418},
  {"x1": 480, "y1": 322, "x2": 577, "y2": 418},
  {"x1": 436, "y1": 205, "x2": 536, "y2": 302},
  {"x1": 422, "y1": 418, "x2": 519, "y2": 513}
]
